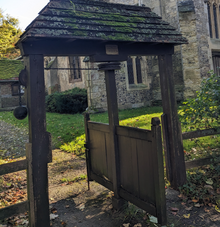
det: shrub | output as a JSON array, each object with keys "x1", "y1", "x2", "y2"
[
  {"x1": 179, "y1": 71, "x2": 220, "y2": 130},
  {"x1": 46, "y1": 87, "x2": 87, "y2": 114},
  {"x1": 60, "y1": 134, "x2": 86, "y2": 158}
]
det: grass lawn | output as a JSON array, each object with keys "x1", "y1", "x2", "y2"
[{"x1": 1, "y1": 105, "x2": 220, "y2": 161}]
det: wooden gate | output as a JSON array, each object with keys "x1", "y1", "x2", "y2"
[{"x1": 84, "y1": 115, "x2": 166, "y2": 225}]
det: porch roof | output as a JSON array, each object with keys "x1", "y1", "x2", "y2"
[{"x1": 18, "y1": 0, "x2": 187, "y2": 44}]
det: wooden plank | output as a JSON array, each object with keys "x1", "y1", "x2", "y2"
[
  {"x1": 89, "y1": 130, "x2": 107, "y2": 176},
  {"x1": 137, "y1": 139, "x2": 155, "y2": 205},
  {"x1": 118, "y1": 135, "x2": 133, "y2": 194},
  {"x1": 90, "y1": 171, "x2": 113, "y2": 191},
  {"x1": 119, "y1": 188, "x2": 157, "y2": 217},
  {"x1": 185, "y1": 156, "x2": 220, "y2": 169},
  {"x1": 161, "y1": 114, "x2": 172, "y2": 182},
  {"x1": 25, "y1": 55, "x2": 50, "y2": 227},
  {"x1": 100, "y1": 62, "x2": 125, "y2": 209},
  {"x1": 158, "y1": 54, "x2": 186, "y2": 189},
  {"x1": 116, "y1": 125, "x2": 152, "y2": 141},
  {"x1": 151, "y1": 118, "x2": 167, "y2": 225},
  {"x1": 19, "y1": 39, "x2": 174, "y2": 57},
  {"x1": 182, "y1": 127, "x2": 220, "y2": 140},
  {"x1": 84, "y1": 113, "x2": 91, "y2": 188},
  {"x1": 88, "y1": 121, "x2": 110, "y2": 133},
  {"x1": 0, "y1": 160, "x2": 27, "y2": 176},
  {"x1": 0, "y1": 201, "x2": 28, "y2": 220}
]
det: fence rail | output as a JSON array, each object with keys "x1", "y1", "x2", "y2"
[
  {"x1": 0, "y1": 160, "x2": 27, "y2": 176},
  {"x1": 182, "y1": 127, "x2": 220, "y2": 140},
  {"x1": 182, "y1": 127, "x2": 220, "y2": 169}
]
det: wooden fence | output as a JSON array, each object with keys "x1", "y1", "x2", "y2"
[{"x1": 182, "y1": 127, "x2": 220, "y2": 169}]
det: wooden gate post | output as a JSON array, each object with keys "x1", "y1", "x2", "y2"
[
  {"x1": 98, "y1": 63, "x2": 127, "y2": 209},
  {"x1": 158, "y1": 54, "x2": 186, "y2": 189},
  {"x1": 151, "y1": 118, "x2": 167, "y2": 225},
  {"x1": 24, "y1": 55, "x2": 50, "y2": 227}
]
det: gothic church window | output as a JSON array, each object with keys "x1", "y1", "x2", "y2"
[
  {"x1": 127, "y1": 56, "x2": 143, "y2": 85},
  {"x1": 69, "y1": 56, "x2": 82, "y2": 83},
  {"x1": 206, "y1": 1, "x2": 220, "y2": 39}
]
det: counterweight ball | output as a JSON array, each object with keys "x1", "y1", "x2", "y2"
[{"x1": 13, "y1": 106, "x2": 28, "y2": 120}]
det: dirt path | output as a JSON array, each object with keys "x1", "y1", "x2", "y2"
[{"x1": 1, "y1": 121, "x2": 220, "y2": 226}]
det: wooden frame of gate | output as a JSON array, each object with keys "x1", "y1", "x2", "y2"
[
  {"x1": 84, "y1": 63, "x2": 166, "y2": 225},
  {"x1": 9, "y1": 0, "x2": 189, "y2": 225}
]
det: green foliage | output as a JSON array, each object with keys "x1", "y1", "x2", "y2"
[
  {"x1": 46, "y1": 87, "x2": 88, "y2": 114},
  {"x1": 60, "y1": 134, "x2": 86, "y2": 158},
  {"x1": 179, "y1": 71, "x2": 220, "y2": 130},
  {"x1": 0, "y1": 59, "x2": 24, "y2": 79},
  {"x1": 0, "y1": 8, "x2": 22, "y2": 59},
  {"x1": 179, "y1": 163, "x2": 220, "y2": 204},
  {"x1": 60, "y1": 174, "x2": 87, "y2": 183}
]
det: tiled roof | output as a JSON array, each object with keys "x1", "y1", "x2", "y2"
[{"x1": 20, "y1": 0, "x2": 187, "y2": 44}]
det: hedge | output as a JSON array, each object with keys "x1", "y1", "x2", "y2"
[{"x1": 46, "y1": 87, "x2": 87, "y2": 114}]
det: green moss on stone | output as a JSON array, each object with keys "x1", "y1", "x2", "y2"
[
  {"x1": 0, "y1": 60, "x2": 24, "y2": 80},
  {"x1": 72, "y1": 30, "x2": 88, "y2": 36}
]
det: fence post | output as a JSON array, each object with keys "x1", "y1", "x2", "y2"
[
  {"x1": 151, "y1": 117, "x2": 167, "y2": 225},
  {"x1": 98, "y1": 62, "x2": 127, "y2": 210},
  {"x1": 158, "y1": 54, "x2": 186, "y2": 189}
]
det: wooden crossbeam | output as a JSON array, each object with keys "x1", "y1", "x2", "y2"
[
  {"x1": 0, "y1": 201, "x2": 28, "y2": 220},
  {"x1": 0, "y1": 160, "x2": 27, "y2": 176}
]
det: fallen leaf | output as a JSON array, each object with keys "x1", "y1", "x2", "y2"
[
  {"x1": 215, "y1": 205, "x2": 220, "y2": 213},
  {"x1": 122, "y1": 224, "x2": 130, "y2": 227},
  {"x1": 185, "y1": 206, "x2": 193, "y2": 211},
  {"x1": 204, "y1": 208, "x2": 210, "y2": 213},
  {"x1": 210, "y1": 214, "x2": 220, "y2": 222},
  {"x1": 65, "y1": 205, "x2": 69, "y2": 208},
  {"x1": 192, "y1": 199, "x2": 199, "y2": 203},
  {"x1": 194, "y1": 203, "x2": 201, "y2": 207},
  {"x1": 183, "y1": 214, "x2": 190, "y2": 219},
  {"x1": 204, "y1": 185, "x2": 214, "y2": 190},
  {"x1": 50, "y1": 214, "x2": 58, "y2": 220},
  {"x1": 216, "y1": 188, "x2": 220, "y2": 194},
  {"x1": 149, "y1": 215, "x2": 158, "y2": 224},
  {"x1": 206, "y1": 178, "x2": 213, "y2": 185},
  {"x1": 170, "y1": 207, "x2": 179, "y2": 212},
  {"x1": 134, "y1": 224, "x2": 142, "y2": 227}
]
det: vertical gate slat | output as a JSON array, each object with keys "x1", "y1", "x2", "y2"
[
  {"x1": 137, "y1": 140, "x2": 155, "y2": 205},
  {"x1": 131, "y1": 138, "x2": 139, "y2": 198},
  {"x1": 119, "y1": 136, "x2": 133, "y2": 192}
]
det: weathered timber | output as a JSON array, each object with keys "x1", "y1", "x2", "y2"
[
  {"x1": 0, "y1": 160, "x2": 27, "y2": 176},
  {"x1": 158, "y1": 54, "x2": 186, "y2": 189},
  {"x1": 185, "y1": 155, "x2": 220, "y2": 169},
  {"x1": 0, "y1": 201, "x2": 28, "y2": 220},
  {"x1": 119, "y1": 188, "x2": 157, "y2": 217},
  {"x1": 116, "y1": 125, "x2": 151, "y2": 141},
  {"x1": 19, "y1": 39, "x2": 174, "y2": 60},
  {"x1": 99, "y1": 62, "x2": 127, "y2": 210},
  {"x1": 84, "y1": 113, "x2": 91, "y2": 188},
  {"x1": 161, "y1": 114, "x2": 172, "y2": 182},
  {"x1": 151, "y1": 118, "x2": 167, "y2": 225},
  {"x1": 90, "y1": 171, "x2": 113, "y2": 191},
  {"x1": 88, "y1": 121, "x2": 110, "y2": 133},
  {"x1": 25, "y1": 55, "x2": 50, "y2": 227},
  {"x1": 182, "y1": 127, "x2": 220, "y2": 140}
]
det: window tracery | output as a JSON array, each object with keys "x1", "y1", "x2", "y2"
[{"x1": 205, "y1": 0, "x2": 220, "y2": 39}]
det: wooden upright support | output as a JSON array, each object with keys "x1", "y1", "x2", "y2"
[
  {"x1": 158, "y1": 54, "x2": 186, "y2": 189},
  {"x1": 98, "y1": 63, "x2": 127, "y2": 209},
  {"x1": 24, "y1": 55, "x2": 50, "y2": 227}
]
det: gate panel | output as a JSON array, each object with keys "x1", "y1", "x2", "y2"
[
  {"x1": 117, "y1": 126, "x2": 155, "y2": 206},
  {"x1": 85, "y1": 117, "x2": 166, "y2": 225},
  {"x1": 88, "y1": 122, "x2": 112, "y2": 181}
]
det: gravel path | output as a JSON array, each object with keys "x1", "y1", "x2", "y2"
[{"x1": 0, "y1": 120, "x2": 28, "y2": 158}]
